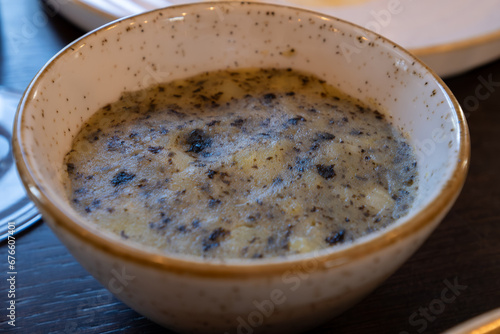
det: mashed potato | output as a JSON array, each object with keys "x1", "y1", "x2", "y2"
[{"x1": 64, "y1": 68, "x2": 418, "y2": 259}]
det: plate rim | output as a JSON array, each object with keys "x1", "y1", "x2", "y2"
[{"x1": 58, "y1": 0, "x2": 500, "y2": 77}]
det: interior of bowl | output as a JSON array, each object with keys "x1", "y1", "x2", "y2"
[{"x1": 15, "y1": 2, "x2": 468, "y2": 264}]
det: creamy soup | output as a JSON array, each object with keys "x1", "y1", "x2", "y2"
[{"x1": 64, "y1": 68, "x2": 418, "y2": 259}]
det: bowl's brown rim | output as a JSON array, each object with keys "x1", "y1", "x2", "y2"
[{"x1": 13, "y1": 2, "x2": 470, "y2": 279}]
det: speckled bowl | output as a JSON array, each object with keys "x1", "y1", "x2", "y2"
[{"x1": 13, "y1": 2, "x2": 469, "y2": 333}]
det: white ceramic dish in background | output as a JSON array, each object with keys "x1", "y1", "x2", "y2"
[
  {"x1": 45, "y1": 0, "x2": 500, "y2": 77},
  {"x1": 0, "y1": 88, "x2": 41, "y2": 240},
  {"x1": 443, "y1": 308, "x2": 500, "y2": 334},
  {"x1": 14, "y1": 2, "x2": 469, "y2": 333}
]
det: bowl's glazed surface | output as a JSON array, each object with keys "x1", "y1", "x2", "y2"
[{"x1": 13, "y1": 2, "x2": 469, "y2": 333}]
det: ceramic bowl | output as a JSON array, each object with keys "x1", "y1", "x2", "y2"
[{"x1": 13, "y1": 2, "x2": 469, "y2": 333}]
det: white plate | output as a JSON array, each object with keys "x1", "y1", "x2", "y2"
[
  {"x1": 46, "y1": 0, "x2": 500, "y2": 77},
  {"x1": 0, "y1": 88, "x2": 41, "y2": 241},
  {"x1": 443, "y1": 308, "x2": 500, "y2": 334}
]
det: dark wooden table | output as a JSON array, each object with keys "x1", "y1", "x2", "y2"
[{"x1": 1, "y1": 1, "x2": 499, "y2": 333}]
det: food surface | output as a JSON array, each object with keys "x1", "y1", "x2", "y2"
[{"x1": 64, "y1": 68, "x2": 418, "y2": 259}]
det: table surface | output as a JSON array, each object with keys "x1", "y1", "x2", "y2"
[{"x1": 1, "y1": 1, "x2": 499, "y2": 333}]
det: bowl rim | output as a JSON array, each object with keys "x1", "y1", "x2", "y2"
[{"x1": 13, "y1": 1, "x2": 470, "y2": 278}]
